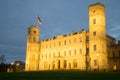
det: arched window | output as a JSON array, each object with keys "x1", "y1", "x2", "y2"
[
  {"x1": 52, "y1": 61, "x2": 55, "y2": 69},
  {"x1": 58, "y1": 60, "x2": 60, "y2": 69},
  {"x1": 64, "y1": 60, "x2": 67, "y2": 69},
  {"x1": 73, "y1": 59, "x2": 77, "y2": 68},
  {"x1": 44, "y1": 62, "x2": 47, "y2": 69}
]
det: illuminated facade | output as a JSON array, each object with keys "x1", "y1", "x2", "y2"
[{"x1": 25, "y1": 3, "x2": 120, "y2": 71}]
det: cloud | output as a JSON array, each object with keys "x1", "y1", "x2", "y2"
[{"x1": 107, "y1": 24, "x2": 120, "y2": 40}]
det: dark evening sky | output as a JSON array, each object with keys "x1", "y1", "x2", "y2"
[{"x1": 0, "y1": 0, "x2": 120, "y2": 63}]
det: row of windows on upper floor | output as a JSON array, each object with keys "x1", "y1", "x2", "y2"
[
  {"x1": 41, "y1": 49, "x2": 83, "y2": 59},
  {"x1": 41, "y1": 36, "x2": 89, "y2": 48}
]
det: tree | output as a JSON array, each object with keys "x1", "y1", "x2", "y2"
[{"x1": 0, "y1": 54, "x2": 6, "y2": 63}]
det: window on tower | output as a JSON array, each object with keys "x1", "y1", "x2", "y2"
[
  {"x1": 34, "y1": 31, "x2": 36, "y2": 33},
  {"x1": 33, "y1": 37, "x2": 36, "y2": 41},
  {"x1": 93, "y1": 19, "x2": 96, "y2": 24},
  {"x1": 93, "y1": 31, "x2": 96, "y2": 36},
  {"x1": 94, "y1": 60, "x2": 97, "y2": 66},
  {"x1": 94, "y1": 45, "x2": 97, "y2": 51}
]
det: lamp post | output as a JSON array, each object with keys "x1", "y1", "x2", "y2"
[{"x1": 96, "y1": 54, "x2": 99, "y2": 71}]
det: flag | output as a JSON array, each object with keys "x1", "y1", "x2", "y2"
[{"x1": 37, "y1": 17, "x2": 42, "y2": 24}]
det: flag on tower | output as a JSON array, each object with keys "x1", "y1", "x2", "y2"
[{"x1": 37, "y1": 17, "x2": 42, "y2": 24}]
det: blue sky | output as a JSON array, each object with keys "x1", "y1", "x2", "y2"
[{"x1": 0, "y1": 0, "x2": 120, "y2": 63}]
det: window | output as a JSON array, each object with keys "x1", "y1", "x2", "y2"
[
  {"x1": 49, "y1": 43, "x2": 51, "y2": 48},
  {"x1": 112, "y1": 51, "x2": 115, "y2": 58},
  {"x1": 64, "y1": 51, "x2": 66, "y2": 56},
  {"x1": 69, "y1": 50, "x2": 71, "y2": 56},
  {"x1": 69, "y1": 39, "x2": 71, "y2": 44},
  {"x1": 74, "y1": 38, "x2": 76, "y2": 43},
  {"x1": 45, "y1": 54, "x2": 47, "y2": 58},
  {"x1": 44, "y1": 62, "x2": 47, "y2": 69},
  {"x1": 64, "y1": 40, "x2": 66, "y2": 45},
  {"x1": 93, "y1": 19, "x2": 96, "y2": 24},
  {"x1": 59, "y1": 42, "x2": 61, "y2": 46},
  {"x1": 80, "y1": 49, "x2": 82, "y2": 54},
  {"x1": 32, "y1": 54, "x2": 35, "y2": 59},
  {"x1": 33, "y1": 37, "x2": 36, "y2": 41},
  {"x1": 93, "y1": 31, "x2": 96, "y2": 36},
  {"x1": 69, "y1": 63, "x2": 71, "y2": 69},
  {"x1": 73, "y1": 59, "x2": 77, "y2": 68},
  {"x1": 49, "y1": 53, "x2": 51, "y2": 58},
  {"x1": 42, "y1": 54, "x2": 43, "y2": 58},
  {"x1": 53, "y1": 52, "x2": 55, "y2": 57},
  {"x1": 74, "y1": 49, "x2": 76, "y2": 55},
  {"x1": 54, "y1": 42, "x2": 55, "y2": 47},
  {"x1": 58, "y1": 60, "x2": 60, "y2": 69},
  {"x1": 64, "y1": 60, "x2": 67, "y2": 69},
  {"x1": 34, "y1": 31, "x2": 36, "y2": 33},
  {"x1": 58, "y1": 52, "x2": 60, "y2": 57},
  {"x1": 94, "y1": 60, "x2": 97, "y2": 66},
  {"x1": 86, "y1": 36, "x2": 89, "y2": 41},
  {"x1": 80, "y1": 37, "x2": 82, "y2": 42},
  {"x1": 94, "y1": 45, "x2": 97, "y2": 51},
  {"x1": 86, "y1": 48, "x2": 89, "y2": 55}
]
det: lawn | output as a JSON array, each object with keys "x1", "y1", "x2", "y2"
[{"x1": 0, "y1": 70, "x2": 120, "y2": 80}]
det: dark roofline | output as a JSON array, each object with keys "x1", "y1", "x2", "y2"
[{"x1": 106, "y1": 34, "x2": 116, "y2": 40}]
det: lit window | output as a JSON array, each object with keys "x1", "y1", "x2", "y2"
[
  {"x1": 64, "y1": 51, "x2": 66, "y2": 56},
  {"x1": 64, "y1": 40, "x2": 66, "y2": 45},
  {"x1": 86, "y1": 36, "x2": 89, "y2": 41},
  {"x1": 94, "y1": 45, "x2": 97, "y2": 51},
  {"x1": 69, "y1": 39, "x2": 71, "y2": 44},
  {"x1": 69, "y1": 63, "x2": 71, "y2": 69},
  {"x1": 58, "y1": 52, "x2": 60, "y2": 57},
  {"x1": 59, "y1": 42, "x2": 61, "y2": 46},
  {"x1": 45, "y1": 54, "x2": 47, "y2": 58},
  {"x1": 73, "y1": 59, "x2": 77, "y2": 68},
  {"x1": 34, "y1": 31, "x2": 36, "y2": 33},
  {"x1": 53, "y1": 52, "x2": 55, "y2": 57},
  {"x1": 33, "y1": 37, "x2": 36, "y2": 41},
  {"x1": 94, "y1": 60, "x2": 97, "y2": 66},
  {"x1": 80, "y1": 49, "x2": 82, "y2": 54},
  {"x1": 74, "y1": 49, "x2": 76, "y2": 55},
  {"x1": 49, "y1": 43, "x2": 51, "y2": 48},
  {"x1": 93, "y1": 31, "x2": 96, "y2": 36},
  {"x1": 93, "y1": 19, "x2": 96, "y2": 24},
  {"x1": 42, "y1": 55, "x2": 43, "y2": 58},
  {"x1": 32, "y1": 54, "x2": 35, "y2": 59},
  {"x1": 64, "y1": 60, "x2": 67, "y2": 69},
  {"x1": 86, "y1": 48, "x2": 89, "y2": 55},
  {"x1": 80, "y1": 37, "x2": 82, "y2": 42},
  {"x1": 69, "y1": 50, "x2": 71, "y2": 56},
  {"x1": 49, "y1": 53, "x2": 51, "y2": 58},
  {"x1": 74, "y1": 38, "x2": 76, "y2": 43},
  {"x1": 54, "y1": 42, "x2": 55, "y2": 47}
]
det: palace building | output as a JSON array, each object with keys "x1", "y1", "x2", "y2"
[{"x1": 25, "y1": 2, "x2": 120, "y2": 71}]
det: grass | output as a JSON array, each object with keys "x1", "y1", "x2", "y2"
[{"x1": 0, "y1": 70, "x2": 120, "y2": 80}]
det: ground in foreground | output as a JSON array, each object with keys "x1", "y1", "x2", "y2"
[{"x1": 0, "y1": 70, "x2": 120, "y2": 80}]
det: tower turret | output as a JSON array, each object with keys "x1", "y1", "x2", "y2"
[
  {"x1": 25, "y1": 25, "x2": 40, "y2": 71},
  {"x1": 27, "y1": 26, "x2": 40, "y2": 43},
  {"x1": 89, "y1": 3, "x2": 108, "y2": 71}
]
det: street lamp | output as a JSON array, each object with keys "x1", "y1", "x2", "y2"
[{"x1": 96, "y1": 54, "x2": 99, "y2": 71}]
